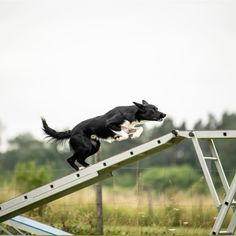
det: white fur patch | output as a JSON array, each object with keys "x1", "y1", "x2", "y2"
[
  {"x1": 111, "y1": 129, "x2": 129, "y2": 140},
  {"x1": 91, "y1": 120, "x2": 146, "y2": 143},
  {"x1": 112, "y1": 120, "x2": 145, "y2": 141},
  {"x1": 131, "y1": 126, "x2": 144, "y2": 139}
]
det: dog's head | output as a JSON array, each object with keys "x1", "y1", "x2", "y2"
[{"x1": 133, "y1": 100, "x2": 166, "y2": 122}]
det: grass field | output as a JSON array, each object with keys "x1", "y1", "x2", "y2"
[
  {"x1": 103, "y1": 225, "x2": 210, "y2": 235},
  {"x1": 27, "y1": 187, "x2": 223, "y2": 235},
  {"x1": 0, "y1": 185, "x2": 229, "y2": 235}
]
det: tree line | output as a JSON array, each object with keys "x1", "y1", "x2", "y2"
[{"x1": 0, "y1": 111, "x2": 235, "y2": 192}]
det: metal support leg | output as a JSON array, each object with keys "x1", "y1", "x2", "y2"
[
  {"x1": 208, "y1": 139, "x2": 230, "y2": 193},
  {"x1": 192, "y1": 136, "x2": 221, "y2": 208},
  {"x1": 211, "y1": 174, "x2": 236, "y2": 235}
]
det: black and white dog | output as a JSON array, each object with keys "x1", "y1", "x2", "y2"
[{"x1": 41, "y1": 100, "x2": 166, "y2": 171}]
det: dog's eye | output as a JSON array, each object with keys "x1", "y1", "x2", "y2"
[{"x1": 153, "y1": 107, "x2": 157, "y2": 111}]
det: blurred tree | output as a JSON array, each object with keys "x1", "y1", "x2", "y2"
[
  {"x1": 12, "y1": 160, "x2": 54, "y2": 216},
  {"x1": 13, "y1": 161, "x2": 53, "y2": 192},
  {"x1": 214, "y1": 112, "x2": 236, "y2": 180},
  {"x1": 0, "y1": 112, "x2": 235, "y2": 190},
  {"x1": 142, "y1": 165, "x2": 200, "y2": 192},
  {"x1": 194, "y1": 119, "x2": 204, "y2": 130},
  {"x1": 205, "y1": 114, "x2": 218, "y2": 130},
  {"x1": 0, "y1": 133, "x2": 71, "y2": 177},
  {"x1": 218, "y1": 112, "x2": 236, "y2": 129}
]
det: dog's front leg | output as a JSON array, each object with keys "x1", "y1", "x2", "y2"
[
  {"x1": 130, "y1": 127, "x2": 143, "y2": 139},
  {"x1": 112, "y1": 129, "x2": 129, "y2": 141}
]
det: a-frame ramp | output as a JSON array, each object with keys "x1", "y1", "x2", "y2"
[
  {"x1": 4, "y1": 215, "x2": 72, "y2": 235},
  {"x1": 1, "y1": 130, "x2": 236, "y2": 235},
  {"x1": 0, "y1": 131, "x2": 184, "y2": 223}
]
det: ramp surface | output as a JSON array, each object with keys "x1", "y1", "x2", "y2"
[{"x1": 0, "y1": 131, "x2": 183, "y2": 223}]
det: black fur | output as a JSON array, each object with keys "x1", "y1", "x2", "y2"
[{"x1": 41, "y1": 100, "x2": 166, "y2": 171}]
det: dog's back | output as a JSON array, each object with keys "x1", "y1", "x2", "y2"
[{"x1": 70, "y1": 105, "x2": 136, "y2": 139}]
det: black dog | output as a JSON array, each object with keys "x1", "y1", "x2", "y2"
[{"x1": 41, "y1": 100, "x2": 166, "y2": 171}]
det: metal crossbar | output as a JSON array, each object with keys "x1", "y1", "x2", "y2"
[{"x1": 191, "y1": 136, "x2": 222, "y2": 208}]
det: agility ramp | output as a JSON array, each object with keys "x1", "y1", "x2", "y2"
[
  {"x1": 3, "y1": 216, "x2": 72, "y2": 235},
  {"x1": 0, "y1": 130, "x2": 235, "y2": 235}
]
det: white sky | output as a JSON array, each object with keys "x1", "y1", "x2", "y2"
[{"x1": 0, "y1": 0, "x2": 236, "y2": 147}]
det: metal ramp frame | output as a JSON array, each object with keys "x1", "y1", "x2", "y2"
[
  {"x1": 0, "y1": 130, "x2": 235, "y2": 235},
  {"x1": 178, "y1": 130, "x2": 236, "y2": 236},
  {"x1": 2, "y1": 216, "x2": 72, "y2": 235},
  {"x1": 211, "y1": 174, "x2": 236, "y2": 235}
]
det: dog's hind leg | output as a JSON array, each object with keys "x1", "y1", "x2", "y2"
[
  {"x1": 69, "y1": 134, "x2": 100, "y2": 169},
  {"x1": 77, "y1": 139, "x2": 101, "y2": 167},
  {"x1": 89, "y1": 138, "x2": 101, "y2": 159},
  {"x1": 67, "y1": 154, "x2": 79, "y2": 171},
  {"x1": 73, "y1": 152, "x2": 90, "y2": 168}
]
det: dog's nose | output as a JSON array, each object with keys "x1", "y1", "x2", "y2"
[{"x1": 161, "y1": 113, "x2": 166, "y2": 118}]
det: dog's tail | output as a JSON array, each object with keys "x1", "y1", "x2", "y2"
[{"x1": 41, "y1": 118, "x2": 72, "y2": 142}]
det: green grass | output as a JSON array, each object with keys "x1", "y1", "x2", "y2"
[
  {"x1": 103, "y1": 225, "x2": 210, "y2": 236},
  {"x1": 0, "y1": 187, "x2": 227, "y2": 235},
  {"x1": 22, "y1": 203, "x2": 216, "y2": 235},
  {"x1": 0, "y1": 225, "x2": 211, "y2": 236}
]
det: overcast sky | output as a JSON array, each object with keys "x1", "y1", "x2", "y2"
[{"x1": 0, "y1": 0, "x2": 235, "y2": 148}]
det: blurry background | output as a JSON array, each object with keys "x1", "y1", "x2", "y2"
[{"x1": 0, "y1": 0, "x2": 236, "y2": 235}]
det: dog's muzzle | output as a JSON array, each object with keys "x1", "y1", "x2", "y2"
[{"x1": 159, "y1": 113, "x2": 166, "y2": 121}]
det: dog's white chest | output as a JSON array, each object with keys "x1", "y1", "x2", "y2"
[{"x1": 104, "y1": 120, "x2": 145, "y2": 143}]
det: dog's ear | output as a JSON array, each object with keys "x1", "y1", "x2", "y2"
[
  {"x1": 142, "y1": 100, "x2": 149, "y2": 105},
  {"x1": 133, "y1": 102, "x2": 145, "y2": 110}
]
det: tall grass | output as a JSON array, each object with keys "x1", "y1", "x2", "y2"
[
  {"x1": 22, "y1": 187, "x2": 222, "y2": 234},
  {"x1": 1, "y1": 185, "x2": 233, "y2": 235}
]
